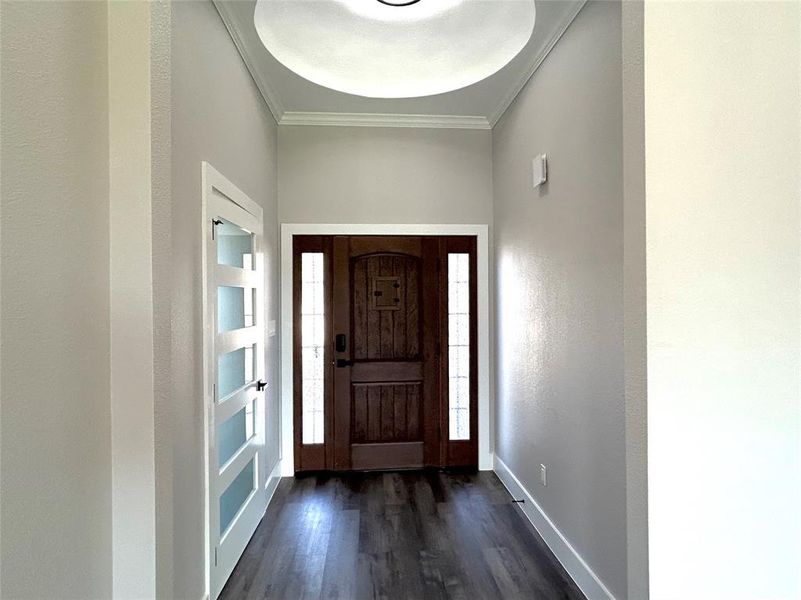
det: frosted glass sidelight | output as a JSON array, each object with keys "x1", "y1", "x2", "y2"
[
  {"x1": 217, "y1": 345, "x2": 255, "y2": 400},
  {"x1": 217, "y1": 286, "x2": 255, "y2": 332},
  {"x1": 216, "y1": 219, "x2": 254, "y2": 269},
  {"x1": 217, "y1": 404, "x2": 255, "y2": 468},
  {"x1": 301, "y1": 253, "x2": 325, "y2": 444},
  {"x1": 219, "y1": 458, "x2": 255, "y2": 535},
  {"x1": 448, "y1": 253, "x2": 470, "y2": 441}
]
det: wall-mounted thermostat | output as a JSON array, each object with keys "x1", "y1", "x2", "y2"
[{"x1": 533, "y1": 154, "x2": 548, "y2": 188}]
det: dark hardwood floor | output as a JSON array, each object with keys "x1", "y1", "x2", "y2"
[{"x1": 220, "y1": 470, "x2": 586, "y2": 600}]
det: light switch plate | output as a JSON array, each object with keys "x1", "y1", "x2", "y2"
[{"x1": 533, "y1": 154, "x2": 548, "y2": 188}]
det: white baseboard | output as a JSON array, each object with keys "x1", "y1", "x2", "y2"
[
  {"x1": 493, "y1": 455, "x2": 617, "y2": 600},
  {"x1": 265, "y1": 459, "x2": 283, "y2": 506}
]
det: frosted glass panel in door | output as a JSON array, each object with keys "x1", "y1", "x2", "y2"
[
  {"x1": 218, "y1": 405, "x2": 255, "y2": 468},
  {"x1": 216, "y1": 219, "x2": 254, "y2": 269},
  {"x1": 217, "y1": 286, "x2": 255, "y2": 331},
  {"x1": 219, "y1": 458, "x2": 255, "y2": 535},
  {"x1": 217, "y1": 345, "x2": 255, "y2": 399}
]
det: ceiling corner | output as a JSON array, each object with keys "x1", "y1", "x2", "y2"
[
  {"x1": 488, "y1": 0, "x2": 587, "y2": 128},
  {"x1": 213, "y1": 0, "x2": 286, "y2": 123}
]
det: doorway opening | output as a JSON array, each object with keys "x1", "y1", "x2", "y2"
[
  {"x1": 293, "y1": 235, "x2": 478, "y2": 472},
  {"x1": 280, "y1": 224, "x2": 492, "y2": 475}
]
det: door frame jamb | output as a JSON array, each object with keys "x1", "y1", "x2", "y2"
[{"x1": 280, "y1": 223, "x2": 492, "y2": 476}]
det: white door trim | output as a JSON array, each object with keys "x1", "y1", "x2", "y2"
[{"x1": 280, "y1": 223, "x2": 492, "y2": 476}]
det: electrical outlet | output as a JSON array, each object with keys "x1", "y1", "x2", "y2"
[{"x1": 540, "y1": 464, "x2": 547, "y2": 487}]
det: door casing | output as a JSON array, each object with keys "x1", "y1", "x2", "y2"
[{"x1": 280, "y1": 224, "x2": 492, "y2": 475}]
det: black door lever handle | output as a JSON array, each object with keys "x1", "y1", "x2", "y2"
[{"x1": 336, "y1": 359, "x2": 353, "y2": 368}]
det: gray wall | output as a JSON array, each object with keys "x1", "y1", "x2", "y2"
[
  {"x1": 492, "y1": 2, "x2": 627, "y2": 598},
  {"x1": 278, "y1": 126, "x2": 493, "y2": 224},
  {"x1": 0, "y1": 2, "x2": 112, "y2": 598},
  {"x1": 621, "y1": 3, "x2": 648, "y2": 598},
  {"x1": 171, "y1": 2, "x2": 279, "y2": 597}
]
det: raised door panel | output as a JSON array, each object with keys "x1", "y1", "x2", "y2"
[
  {"x1": 352, "y1": 254, "x2": 420, "y2": 361},
  {"x1": 351, "y1": 383, "x2": 422, "y2": 443}
]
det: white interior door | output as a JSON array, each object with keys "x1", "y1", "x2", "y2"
[{"x1": 202, "y1": 163, "x2": 267, "y2": 600}]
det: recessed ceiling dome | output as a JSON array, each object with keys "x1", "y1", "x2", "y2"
[{"x1": 253, "y1": 0, "x2": 536, "y2": 99}]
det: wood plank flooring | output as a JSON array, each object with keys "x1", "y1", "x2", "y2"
[{"x1": 220, "y1": 471, "x2": 586, "y2": 600}]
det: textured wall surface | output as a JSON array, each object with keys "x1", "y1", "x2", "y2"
[
  {"x1": 621, "y1": 2, "x2": 648, "y2": 598},
  {"x1": 171, "y1": 1, "x2": 279, "y2": 597},
  {"x1": 492, "y1": 2, "x2": 627, "y2": 598},
  {"x1": 0, "y1": 2, "x2": 112, "y2": 597},
  {"x1": 108, "y1": 2, "x2": 174, "y2": 596},
  {"x1": 278, "y1": 126, "x2": 493, "y2": 225},
  {"x1": 645, "y1": 3, "x2": 801, "y2": 599}
]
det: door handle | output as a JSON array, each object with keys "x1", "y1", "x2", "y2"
[
  {"x1": 336, "y1": 359, "x2": 353, "y2": 368},
  {"x1": 256, "y1": 380, "x2": 267, "y2": 391}
]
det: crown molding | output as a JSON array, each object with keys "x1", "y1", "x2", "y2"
[
  {"x1": 213, "y1": 0, "x2": 585, "y2": 131},
  {"x1": 278, "y1": 111, "x2": 491, "y2": 130},
  {"x1": 488, "y1": 0, "x2": 587, "y2": 127},
  {"x1": 213, "y1": 0, "x2": 285, "y2": 123}
]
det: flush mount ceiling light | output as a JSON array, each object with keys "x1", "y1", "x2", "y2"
[
  {"x1": 253, "y1": 0, "x2": 536, "y2": 98},
  {"x1": 376, "y1": 0, "x2": 422, "y2": 6}
]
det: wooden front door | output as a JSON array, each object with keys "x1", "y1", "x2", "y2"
[
  {"x1": 293, "y1": 235, "x2": 477, "y2": 472},
  {"x1": 333, "y1": 236, "x2": 438, "y2": 470}
]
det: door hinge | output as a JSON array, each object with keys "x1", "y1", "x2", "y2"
[
  {"x1": 214, "y1": 546, "x2": 218, "y2": 567},
  {"x1": 211, "y1": 218, "x2": 223, "y2": 240}
]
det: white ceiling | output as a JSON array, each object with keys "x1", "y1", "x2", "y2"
[
  {"x1": 213, "y1": 0, "x2": 586, "y2": 129},
  {"x1": 253, "y1": 1, "x2": 537, "y2": 99}
]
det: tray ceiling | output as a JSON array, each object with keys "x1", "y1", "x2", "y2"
[{"x1": 213, "y1": 0, "x2": 586, "y2": 129}]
